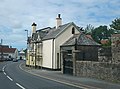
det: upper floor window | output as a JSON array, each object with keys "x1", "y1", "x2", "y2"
[{"x1": 72, "y1": 27, "x2": 75, "y2": 34}]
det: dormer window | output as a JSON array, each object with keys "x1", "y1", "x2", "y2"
[{"x1": 72, "y1": 27, "x2": 75, "y2": 34}]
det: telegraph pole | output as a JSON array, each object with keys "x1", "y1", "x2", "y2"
[
  {"x1": 0, "y1": 39, "x2": 3, "y2": 61},
  {"x1": 25, "y1": 30, "x2": 29, "y2": 66}
]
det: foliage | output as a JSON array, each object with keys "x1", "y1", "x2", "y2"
[
  {"x1": 91, "y1": 25, "x2": 114, "y2": 45},
  {"x1": 84, "y1": 24, "x2": 94, "y2": 35},
  {"x1": 110, "y1": 18, "x2": 120, "y2": 30},
  {"x1": 23, "y1": 49, "x2": 27, "y2": 57},
  {"x1": 91, "y1": 25, "x2": 107, "y2": 43},
  {"x1": 101, "y1": 39, "x2": 112, "y2": 47},
  {"x1": 83, "y1": 18, "x2": 119, "y2": 46}
]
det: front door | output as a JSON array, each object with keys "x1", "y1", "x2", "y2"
[{"x1": 63, "y1": 50, "x2": 73, "y2": 75}]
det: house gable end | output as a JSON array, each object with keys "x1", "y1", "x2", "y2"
[
  {"x1": 42, "y1": 22, "x2": 81, "y2": 41},
  {"x1": 55, "y1": 22, "x2": 81, "y2": 39}
]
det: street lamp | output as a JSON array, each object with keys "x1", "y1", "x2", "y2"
[
  {"x1": 25, "y1": 30, "x2": 29, "y2": 66},
  {"x1": 25, "y1": 30, "x2": 28, "y2": 40}
]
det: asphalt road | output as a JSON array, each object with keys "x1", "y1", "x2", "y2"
[
  {"x1": 0, "y1": 62, "x2": 21, "y2": 89},
  {"x1": 0, "y1": 61, "x2": 82, "y2": 89}
]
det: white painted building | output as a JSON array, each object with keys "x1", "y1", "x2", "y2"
[
  {"x1": 19, "y1": 49, "x2": 25, "y2": 60},
  {"x1": 0, "y1": 45, "x2": 18, "y2": 60},
  {"x1": 26, "y1": 14, "x2": 81, "y2": 70}
]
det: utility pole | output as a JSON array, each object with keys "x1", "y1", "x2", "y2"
[
  {"x1": 0, "y1": 39, "x2": 3, "y2": 61},
  {"x1": 35, "y1": 42, "x2": 37, "y2": 68},
  {"x1": 25, "y1": 30, "x2": 29, "y2": 66}
]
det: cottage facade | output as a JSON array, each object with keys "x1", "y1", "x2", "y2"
[
  {"x1": 26, "y1": 14, "x2": 81, "y2": 69},
  {"x1": 0, "y1": 45, "x2": 18, "y2": 61}
]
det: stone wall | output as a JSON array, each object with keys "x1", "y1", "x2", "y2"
[
  {"x1": 98, "y1": 47, "x2": 112, "y2": 62},
  {"x1": 111, "y1": 34, "x2": 120, "y2": 62},
  {"x1": 76, "y1": 46, "x2": 98, "y2": 61},
  {"x1": 76, "y1": 61, "x2": 120, "y2": 83}
]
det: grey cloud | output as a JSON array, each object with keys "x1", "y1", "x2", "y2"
[{"x1": 0, "y1": 0, "x2": 119, "y2": 50}]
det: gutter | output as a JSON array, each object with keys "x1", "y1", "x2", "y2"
[{"x1": 52, "y1": 39, "x2": 54, "y2": 69}]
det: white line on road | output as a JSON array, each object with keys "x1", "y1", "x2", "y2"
[
  {"x1": 2, "y1": 65, "x2": 6, "y2": 72},
  {"x1": 7, "y1": 76, "x2": 13, "y2": 81},
  {"x1": 3, "y1": 72, "x2": 6, "y2": 75},
  {"x1": 19, "y1": 63, "x2": 102, "y2": 89},
  {"x1": 19, "y1": 63, "x2": 89, "y2": 89},
  {"x1": 16, "y1": 83, "x2": 25, "y2": 89},
  {"x1": 2, "y1": 68, "x2": 4, "y2": 72}
]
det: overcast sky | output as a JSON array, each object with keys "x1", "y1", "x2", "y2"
[{"x1": 0, "y1": 0, "x2": 120, "y2": 50}]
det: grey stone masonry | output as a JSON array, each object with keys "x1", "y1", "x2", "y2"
[
  {"x1": 76, "y1": 61, "x2": 120, "y2": 83},
  {"x1": 98, "y1": 47, "x2": 112, "y2": 62},
  {"x1": 111, "y1": 34, "x2": 120, "y2": 62}
]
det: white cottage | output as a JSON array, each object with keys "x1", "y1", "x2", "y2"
[
  {"x1": 0, "y1": 45, "x2": 18, "y2": 61},
  {"x1": 26, "y1": 14, "x2": 81, "y2": 70}
]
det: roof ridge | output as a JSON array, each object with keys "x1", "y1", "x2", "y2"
[
  {"x1": 42, "y1": 22, "x2": 73, "y2": 40},
  {"x1": 62, "y1": 33, "x2": 100, "y2": 46},
  {"x1": 36, "y1": 27, "x2": 51, "y2": 32}
]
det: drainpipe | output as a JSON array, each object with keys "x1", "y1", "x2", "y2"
[
  {"x1": 41, "y1": 42, "x2": 43, "y2": 69},
  {"x1": 73, "y1": 38, "x2": 77, "y2": 76},
  {"x1": 52, "y1": 39, "x2": 54, "y2": 69},
  {"x1": 35, "y1": 42, "x2": 37, "y2": 68}
]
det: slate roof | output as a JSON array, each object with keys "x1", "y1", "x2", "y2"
[
  {"x1": 62, "y1": 33, "x2": 100, "y2": 46},
  {"x1": 32, "y1": 27, "x2": 51, "y2": 42},
  {"x1": 42, "y1": 22, "x2": 72, "y2": 40},
  {"x1": 31, "y1": 22, "x2": 82, "y2": 42},
  {"x1": 0, "y1": 47, "x2": 17, "y2": 53}
]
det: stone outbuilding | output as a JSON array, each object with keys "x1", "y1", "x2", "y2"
[{"x1": 60, "y1": 33, "x2": 100, "y2": 75}]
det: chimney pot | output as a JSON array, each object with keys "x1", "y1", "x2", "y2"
[
  {"x1": 31, "y1": 22, "x2": 37, "y2": 34},
  {"x1": 58, "y1": 14, "x2": 61, "y2": 18},
  {"x1": 32, "y1": 22, "x2": 37, "y2": 26},
  {"x1": 56, "y1": 14, "x2": 62, "y2": 28}
]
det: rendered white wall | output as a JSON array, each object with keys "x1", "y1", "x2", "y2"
[
  {"x1": 55, "y1": 24, "x2": 80, "y2": 69},
  {"x1": 43, "y1": 39, "x2": 53, "y2": 68}
]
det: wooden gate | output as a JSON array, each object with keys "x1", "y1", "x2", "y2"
[{"x1": 63, "y1": 50, "x2": 73, "y2": 75}]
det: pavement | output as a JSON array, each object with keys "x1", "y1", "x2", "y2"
[{"x1": 20, "y1": 62, "x2": 120, "y2": 89}]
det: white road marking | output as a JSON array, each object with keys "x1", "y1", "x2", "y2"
[
  {"x1": 7, "y1": 76, "x2": 13, "y2": 81},
  {"x1": 19, "y1": 63, "x2": 102, "y2": 89},
  {"x1": 2, "y1": 68, "x2": 4, "y2": 72},
  {"x1": 3, "y1": 72, "x2": 6, "y2": 75},
  {"x1": 16, "y1": 83, "x2": 25, "y2": 89},
  {"x1": 19, "y1": 63, "x2": 88, "y2": 89},
  {"x1": 2, "y1": 65, "x2": 6, "y2": 72}
]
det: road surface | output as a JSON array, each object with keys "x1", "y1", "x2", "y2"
[{"x1": 0, "y1": 61, "x2": 82, "y2": 89}]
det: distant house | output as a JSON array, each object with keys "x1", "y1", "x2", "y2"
[
  {"x1": 19, "y1": 49, "x2": 25, "y2": 60},
  {"x1": 100, "y1": 39, "x2": 109, "y2": 45},
  {"x1": 26, "y1": 14, "x2": 82, "y2": 70},
  {"x1": 0, "y1": 45, "x2": 18, "y2": 60}
]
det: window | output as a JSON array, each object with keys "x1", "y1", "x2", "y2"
[{"x1": 72, "y1": 27, "x2": 75, "y2": 34}]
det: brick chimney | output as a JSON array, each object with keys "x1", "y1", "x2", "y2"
[
  {"x1": 56, "y1": 14, "x2": 62, "y2": 28},
  {"x1": 31, "y1": 22, "x2": 37, "y2": 34}
]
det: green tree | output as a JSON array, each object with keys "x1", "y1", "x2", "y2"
[
  {"x1": 110, "y1": 18, "x2": 120, "y2": 30},
  {"x1": 84, "y1": 24, "x2": 94, "y2": 35},
  {"x1": 91, "y1": 25, "x2": 114, "y2": 44},
  {"x1": 23, "y1": 48, "x2": 27, "y2": 57}
]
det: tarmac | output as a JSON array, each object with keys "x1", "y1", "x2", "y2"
[{"x1": 20, "y1": 62, "x2": 120, "y2": 89}]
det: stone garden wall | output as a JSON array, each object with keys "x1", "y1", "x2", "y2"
[{"x1": 76, "y1": 61, "x2": 120, "y2": 83}]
